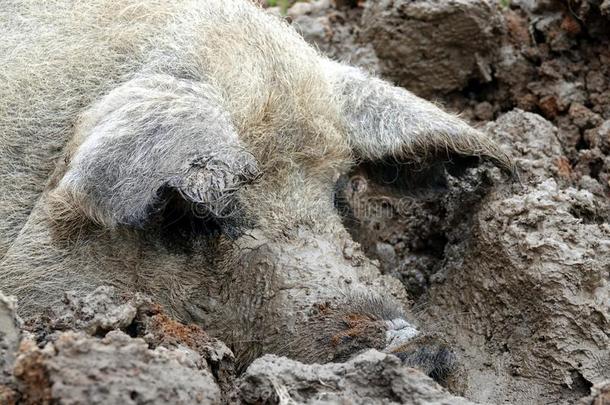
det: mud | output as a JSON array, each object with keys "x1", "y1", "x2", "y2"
[
  {"x1": 0, "y1": 287, "x2": 475, "y2": 404},
  {"x1": 4, "y1": 287, "x2": 235, "y2": 404},
  {"x1": 15, "y1": 331, "x2": 221, "y2": 405},
  {"x1": 0, "y1": 293, "x2": 19, "y2": 405},
  {"x1": 422, "y1": 112, "x2": 609, "y2": 404},
  {"x1": 238, "y1": 350, "x2": 474, "y2": 404},
  {"x1": 2, "y1": 1, "x2": 609, "y2": 403},
  {"x1": 334, "y1": 111, "x2": 609, "y2": 403},
  {"x1": 288, "y1": 0, "x2": 610, "y2": 403}
]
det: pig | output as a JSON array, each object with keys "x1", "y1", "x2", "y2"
[{"x1": 0, "y1": 0, "x2": 512, "y2": 379}]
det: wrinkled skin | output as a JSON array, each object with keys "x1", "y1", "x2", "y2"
[{"x1": 0, "y1": 0, "x2": 511, "y2": 378}]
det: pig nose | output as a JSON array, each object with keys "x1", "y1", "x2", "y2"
[{"x1": 384, "y1": 318, "x2": 420, "y2": 352}]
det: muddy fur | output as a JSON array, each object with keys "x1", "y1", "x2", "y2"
[{"x1": 0, "y1": 0, "x2": 510, "y2": 372}]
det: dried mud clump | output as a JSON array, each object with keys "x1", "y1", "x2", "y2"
[
  {"x1": 288, "y1": 0, "x2": 381, "y2": 73},
  {"x1": 423, "y1": 111, "x2": 609, "y2": 404},
  {"x1": 14, "y1": 331, "x2": 221, "y2": 405},
  {"x1": 36, "y1": 286, "x2": 146, "y2": 336},
  {"x1": 7, "y1": 287, "x2": 235, "y2": 404},
  {"x1": 141, "y1": 312, "x2": 236, "y2": 397},
  {"x1": 0, "y1": 294, "x2": 20, "y2": 381},
  {"x1": 360, "y1": 0, "x2": 504, "y2": 97},
  {"x1": 238, "y1": 350, "x2": 474, "y2": 405},
  {"x1": 0, "y1": 293, "x2": 20, "y2": 405}
]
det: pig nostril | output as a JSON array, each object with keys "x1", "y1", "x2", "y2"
[{"x1": 395, "y1": 346, "x2": 458, "y2": 384}]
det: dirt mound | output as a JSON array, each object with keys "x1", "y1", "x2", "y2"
[
  {"x1": 289, "y1": 1, "x2": 609, "y2": 403},
  {"x1": 239, "y1": 350, "x2": 474, "y2": 404},
  {"x1": 1, "y1": 288, "x2": 235, "y2": 404}
]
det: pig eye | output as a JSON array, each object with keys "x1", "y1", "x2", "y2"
[
  {"x1": 148, "y1": 186, "x2": 249, "y2": 250},
  {"x1": 350, "y1": 176, "x2": 368, "y2": 193}
]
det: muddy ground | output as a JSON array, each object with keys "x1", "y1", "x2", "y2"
[
  {"x1": 284, "y1": 0, "x2": 610, "y2": 403},
  {"x1": 1, "y1": 0, "x2": 609, "y2": 404}
]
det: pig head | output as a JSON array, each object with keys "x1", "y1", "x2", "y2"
[{"x1": 0, "y1": 0, "x2": 512, "y2": 382}]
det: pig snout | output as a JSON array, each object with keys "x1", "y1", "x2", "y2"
[{"x1": 212, "y1": 229, "x2": 457, "y2": 383}]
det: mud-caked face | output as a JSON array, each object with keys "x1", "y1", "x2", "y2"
[
  {"x1": 29, "y1": 61, "x2": 514, "y2": 383},
  {"x1": 273, "y1": 286, "x2": 456, "y2": 383},
  {"x1": 203, "y1": 204, "x2": 456, "y2": 382},
  {"x1": 43, "y1": 102, "x2": 457, "y2": 383}
]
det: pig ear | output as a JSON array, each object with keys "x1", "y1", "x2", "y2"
[
  {"x1": 325, "y1": 60, "x2": 514, "y2": 175},
  {"x1": 50, "y1": 75, "x2": 259, "y2": 229}
]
